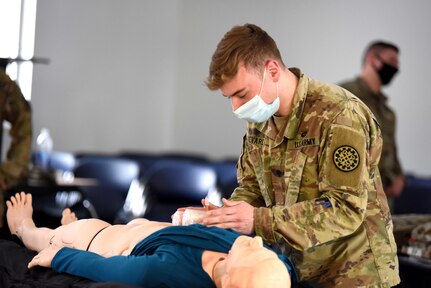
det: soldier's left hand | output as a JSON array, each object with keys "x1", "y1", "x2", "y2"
[
  {"x1": 385, "y1": 175, "x2": 405, "y2": 197},
  {"x1": 202, "y1": 198, "x2": 254, "y2": 234}
]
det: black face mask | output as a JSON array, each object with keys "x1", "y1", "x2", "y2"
[{"x1": 377, "y1": 60, "x2": 399, "y2": 86}]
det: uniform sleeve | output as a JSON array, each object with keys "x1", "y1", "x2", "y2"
[
  {"x1": 52, "y1": 247, "x2": 156, "y2": 286},
  {"x1": 261, "y1": 105, "x2": 380, "y2": 250},
  {"x1": 229, "y1": 135, "x2": 266, "y2": 207},
  {"x1": 0, "y1": 72, "x2": 32, "y2": 189}
]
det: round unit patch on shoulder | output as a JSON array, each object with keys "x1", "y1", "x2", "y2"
[{"x1": 333, "y1": 145, "x2": 360, "y2": 172}]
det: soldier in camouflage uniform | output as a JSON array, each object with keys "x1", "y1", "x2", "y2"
[
  {"x1": 339, "y1": 41, "x2": 404, "y2": 211},
  {"x1": 203, "y1": 24, "x2": 400, "y2": 287},
  {"x1": 0, "y1": 67, "x2": 32, "y2": 229}
]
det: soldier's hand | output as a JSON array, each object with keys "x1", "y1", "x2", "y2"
[
  {"x1": 203, "y1": 198, "x2": 255, "y2": 234},
  {"x1": 171, "y1": 199, "x2": 218, "y2": 221},
  {"x1": 385, "y1": 175, "x2": 405, "y2": 197}
]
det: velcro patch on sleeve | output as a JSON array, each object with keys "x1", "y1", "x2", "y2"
[{"x1": 325, "y1": 125, "x2": 366, "y2": 189}]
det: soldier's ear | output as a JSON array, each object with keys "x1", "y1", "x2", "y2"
[
  {"x1": 266, "y1": 60, "x2": 280, "y2": 82},
  {"x1": 368, "y1": 53, "x2": 382, "y2": 70}
]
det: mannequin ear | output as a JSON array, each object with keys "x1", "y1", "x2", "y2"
[{"x1": 250, "y1": 236, "x2": 264, "y2": 247}]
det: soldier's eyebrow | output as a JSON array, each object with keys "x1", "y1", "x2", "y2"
[{"x1": 223, "y1": 87, "x2": 246, "y2": 98}]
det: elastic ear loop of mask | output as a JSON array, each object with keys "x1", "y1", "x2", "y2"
[
  {"x1": 262, "y1": 68, "x2": 280, "y2": 104},
  {"x1": 258, "y1": 68, "x2": 267, "y2": 96}
]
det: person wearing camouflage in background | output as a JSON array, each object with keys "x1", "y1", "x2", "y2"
[
  {"x1": 203, "y1": 24, "x2": 400, "y2": 287},
  {"x1": 0, "y1": 67, "x2": 32, "y2": 229},
  {"x1": 339, "y1": 41, "x2": 404, "y2": 212}
]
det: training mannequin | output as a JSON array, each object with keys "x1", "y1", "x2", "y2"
[{"x1": 7, "y1": 192, "x2": 293, "y2": 288}]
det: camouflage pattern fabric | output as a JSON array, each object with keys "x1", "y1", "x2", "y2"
[
  {"x1": 0, "y1": 70, "x2": 32, "y2": 227},
  {"x1": 339, "y1": 77, "x2": 402, "y2": 190},
  {"x1": 393, "y1": 214, "x2": 431, "y2": 260},
  {"x1": 392, "y1": 214, "x2": 431, "y2": 253},
  {"x1": 231, "y1": 68, "x2": 400, "y2": 287},
  {"x1": 406, "y1": 222, "x2": 431, "y2": 259}
]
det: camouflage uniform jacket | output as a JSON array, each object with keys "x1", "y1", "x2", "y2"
[
  {"x1": 231, "y1": 68, "x2": 400, "y2": 287},
  {"x1": 0, "y1": 70, "x2": 32, "y2": 225},
  {"x1": 339, "y1": 77, "x2": 402, "y2": 188}
]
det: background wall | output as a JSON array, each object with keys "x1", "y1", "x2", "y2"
[{"x1": 30, "y1": 0, "x2": 431, "y2": 176}]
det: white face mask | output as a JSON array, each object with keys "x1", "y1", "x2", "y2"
[{"x1": 233, "y1": 69, "x2": 280, "y2": 123}]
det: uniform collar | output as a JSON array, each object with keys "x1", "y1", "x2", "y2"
[
  {"x1": 356, "y1": 76, "x2": 388, "y2": 102},
  {"x1": 248, "y1": 68, "x2": 308, "y2": 143}
]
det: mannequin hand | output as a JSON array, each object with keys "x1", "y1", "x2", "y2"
[{"x1": 28, "y1": 244, "x2": 62, "y2": 269}]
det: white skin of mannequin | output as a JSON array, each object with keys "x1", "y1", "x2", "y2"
[{"x1": 6, "y1": 192, "x2": 291, "y2": 288}]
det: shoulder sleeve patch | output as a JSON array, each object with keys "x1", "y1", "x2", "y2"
[
  {"x1": 333, "y1": 146, "x2": 360, "y2": 172},
  {"x1": 322, "y1": 125, "x2": 366, "y2": 189}
]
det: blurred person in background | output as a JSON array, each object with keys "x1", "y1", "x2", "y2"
[
  {"x1": 0, "y1": 59, "x2": 32, "y2": 233},
  {"x1": 339, "y1": 41, "x2": 404, "y2": 211}
]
